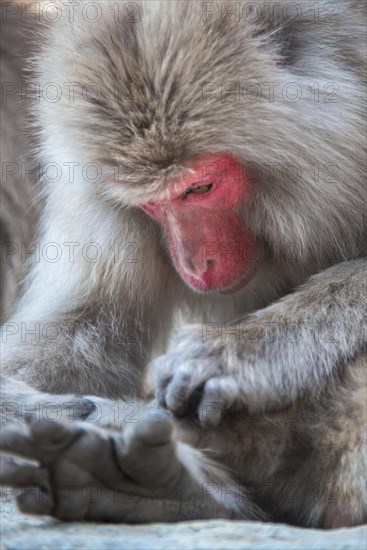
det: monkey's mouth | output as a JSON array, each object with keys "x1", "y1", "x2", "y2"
[
  {"x1": 217, "y1": 267, "x2": 258, "y2": 295},
  {"x1": 173, "y1": 238, "x2": 263, "y2": 295},
  {"x1": 180, "y1": 262, "x2": 258, "y2": 295}
]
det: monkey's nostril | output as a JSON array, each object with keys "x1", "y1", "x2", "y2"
[
  {"x1": 183, "y1": 258, "x2": 215, "y2": 279},
  {"x1": 196, "y1": 259, "x2": 215, "y2": 276},
  {"x1": 186, "y1": 258, "x2": 196, "y2": 273}
]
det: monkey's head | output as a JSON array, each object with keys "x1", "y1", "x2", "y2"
[
  {"x1": 34, "y1": 1, "x2": 365, "y2": 294},
  {"x1": 140, "y1": 153, "x2": 256, "y2": 292}
]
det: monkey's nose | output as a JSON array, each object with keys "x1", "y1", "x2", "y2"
[{"x1": 185, "y1": 258, "x2": 215, "y2": 279}]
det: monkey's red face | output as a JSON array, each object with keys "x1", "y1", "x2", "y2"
[{"x1": 141, "y1": 154, "x2": 256, "y2": 293}]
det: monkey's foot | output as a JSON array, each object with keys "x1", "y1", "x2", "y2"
[
  {"x1": 1, "y1": 390, "x2": 97, "y2": 425},
  {"x1": 0, "y1": 410, "x2": 228, "y2": 522}
]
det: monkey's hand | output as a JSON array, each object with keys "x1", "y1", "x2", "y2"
[
  {"x1": 0, "y1": 410, "x2": 235, "y2": 522},
  {"x1": 155, "y1": 261, "x2": 366, "y2": 427},
  {"x1": 155, "y1": 330, "x2": 244, "y2": 427},
  {"x1": 155, "y1": 324, "x2": 304, "y2": 427}
]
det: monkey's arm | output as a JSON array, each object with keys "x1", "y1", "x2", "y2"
[
  {"x1": 0, "y1": 202, "x2": 179, "y2": 399},
  {"x1": 156, "y1": 259, "x2": 366, "y2": 425}
]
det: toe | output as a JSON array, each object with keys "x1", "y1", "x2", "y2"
[
  {"x1": 17, "y1": 487, "x2": 54, "y2": 516},
  {"x1": 134, "y1": 411, "x2": 173, "y2": 445},
  {"x1": 0, "y1": 456, "x2": 50, "y2": 490},
  {"x1": 0, "y1": 424, "x2": 39, "y2": 461},
  {"x1": 113, "y1": 412, "x2": 180, "y2": 488}
]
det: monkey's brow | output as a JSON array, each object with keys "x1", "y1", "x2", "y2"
[{"x1": 189, "y1": 171, "x2": 222, "y2": 185}]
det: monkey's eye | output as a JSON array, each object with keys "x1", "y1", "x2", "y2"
[{"x1": 184, "y1": 183, "x2": 213, "y2": 197}]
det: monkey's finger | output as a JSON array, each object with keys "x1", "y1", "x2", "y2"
[
  {"x1": 198, "y1": 376, "x2": 239, "y2": 427},
  {"x1": 164, "y1": 366, "x2": 210, "y2": 417},
  {"x1": 155, "y1": 354, "x2": 214, "y2": 413},
  {"x1": 155, "y1": 373, "x2": 174, "y2": 408},
  {"x1": 153, "y1": 355, "x2": 175, "y2": 408},
  {"x1": 0, "y1": 456, "x2": 50, "y2": 490}
]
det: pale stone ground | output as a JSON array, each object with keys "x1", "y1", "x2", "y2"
[{"x1": 1, "y1": 499, "x2": 366, "y2": 550}]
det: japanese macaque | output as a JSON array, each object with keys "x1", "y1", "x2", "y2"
[{"x1": 0, "y1": 0, "x2": 366, "y2": 529}]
